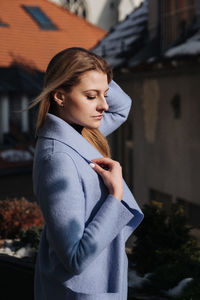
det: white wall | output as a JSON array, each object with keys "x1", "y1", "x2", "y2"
[
  {"x1": 86, "y1": 0, "x2": 119, "y2": 31},
  {"x1": 48, "y1": 0, "x2": 144, "y2": 31},
  {"x1": 118, "y1": 0, "x2": 144, "y2": 21}
]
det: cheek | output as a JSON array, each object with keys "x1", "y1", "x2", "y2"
[
  {"x1": 72, "y1": 101, "x2": 94, "y2": 115},
  {"x1": 74, "y1": 103, "x2": 88, "y2": 115},
  {"x1": 67, "y1": 105, "x2": 88, "y2": 122},
  {"x1": 66, "y1": 96, "x2": 95, "y2": 116},
  {"x1": 67, "y1": 101, "x2": 83, "y2": 114}
]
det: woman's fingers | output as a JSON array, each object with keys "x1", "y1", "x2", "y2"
[
  {"x1": 90, "y1": 162, "x2": 107, "y2": 174},
  {"x1": 90, "y1": 157, "x2": 123, "y2": 201},
  {"x1": 91, "y1": 157, "x2": 118, "y2": 170},
  {"x1": 92, "y1": 157, "x2": 114, "y2": 164}
]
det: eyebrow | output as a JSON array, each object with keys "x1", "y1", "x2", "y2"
[{"x1": 83, "y1": 88, "x2": 109, "y2": 93}]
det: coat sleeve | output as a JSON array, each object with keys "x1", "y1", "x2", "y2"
[
  {"x1": 36, "y1": 152, "x2": 136, "y2": 276},
  {"x1": 99, "y1": 80, "x2": 132, "y2": 136}
]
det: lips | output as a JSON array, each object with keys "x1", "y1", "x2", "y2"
[{"x1": 93, "y1": 114, "x2": 103, "y2": 119}]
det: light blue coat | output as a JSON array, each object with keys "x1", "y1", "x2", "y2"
[{"x1": 33, "y1": 80, "x2": 144, "y2": 300}]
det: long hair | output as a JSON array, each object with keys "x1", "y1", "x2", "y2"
[{"x1": 29, "y1": 47, "x2": 112, "y2": 157}]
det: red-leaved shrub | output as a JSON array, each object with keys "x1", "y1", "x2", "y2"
[{"x1": 0, "y1": 197, "x2": 44, "y2": 239}]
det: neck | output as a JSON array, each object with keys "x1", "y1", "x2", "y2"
[
  {"x1": 51, "y1": 112, "x2": 83, "y2": 134},
  {"x1": 70, "y1": 123, "x2": 83, "y2": 134}
]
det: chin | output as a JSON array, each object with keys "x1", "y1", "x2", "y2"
[{"x1": 85, "y1": 124, "x2": 100, "y2": 130}]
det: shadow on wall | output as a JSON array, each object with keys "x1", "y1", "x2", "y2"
[{"x1": 97, "y1": 0, "x2": 121, "y2": 31}]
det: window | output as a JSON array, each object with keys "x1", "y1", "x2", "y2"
[
  {"x1": 64, "y1": 0, "x2": 87, "y2": 18},
  {"x1": 110, "y1": 2, "x2": 115, "y2": 10},
  {"x1": 160, "y1": 0, "x2": 195, "y2": 50},
  {"x1": 0, "y1": 18, "x2": 9, "y2": 27},
  {"x1": 171, "y1": 94, "x2": 181, "y2": 119},
  {"x1": 22, "y1": 5, "x2": 58, "y2": 30}
]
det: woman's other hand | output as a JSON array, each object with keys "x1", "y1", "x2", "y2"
[{"x1": 90, "y1": 158, "x2": 123, "y2": 201}]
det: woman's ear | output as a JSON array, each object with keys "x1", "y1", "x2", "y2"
[{"x1": 53, "y1": 89, "x2": 66, "y2": 107}]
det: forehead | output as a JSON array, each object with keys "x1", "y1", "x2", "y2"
[{"x1": 78, "y1": 70, "x2": 108, "y2": 90}]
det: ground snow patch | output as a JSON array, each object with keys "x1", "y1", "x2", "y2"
[
  {"x1": 162, "y1": 278, "x2": 193, "y2": 297},
  {"x1": 0, "y1": 239, "x2": 32, "y2": 258},
  {"x1": 128, "y1": 268, "x2": 152, "y2": 288},
  {"x1": 0, "y1": 149, "x2": 32, "y2": 162}
]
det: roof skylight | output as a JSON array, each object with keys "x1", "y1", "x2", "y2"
[
  {"x1": 0, "y1": 18, "x2": 9, "y2": 27},
  {"x1": 22, "y1": 5, "x2": 58, "y2": 30}
]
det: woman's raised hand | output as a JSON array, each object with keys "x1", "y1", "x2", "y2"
[{"x1": 90, "y1": 157, "x2": 123, "y2": 201}]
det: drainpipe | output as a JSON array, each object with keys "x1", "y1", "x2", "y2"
[
  {"x1": 195, "y1": 0, "x2": 200, "y2": 25},
  {"x1": 0, "y1": 94, "x2": 9, "y2": 144},
  {"x1": 21, "y1": 95, "x2": 29, "y2": 133}
]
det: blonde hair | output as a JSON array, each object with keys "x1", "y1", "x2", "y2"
[{"x1": 29, "y1": 47, "x2": 112, "y2": 157}]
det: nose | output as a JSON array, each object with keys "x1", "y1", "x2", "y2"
[{"x1": 97, "y1": 95, "x2": 109, "y2": 112}]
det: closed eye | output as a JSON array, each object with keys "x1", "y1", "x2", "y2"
[{"x1": 87, "y1": 96, "x2": 96, "y2": 100}]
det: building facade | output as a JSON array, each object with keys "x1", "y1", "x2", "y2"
[
  {"x1": 97, "y1": 0, "x2": 200, "y2": 226},
  {"x1": 115, "y1": 61, "x2": 200, "y2": 227},
  {"x1": 148, "y1": 0, "x2": 200, "y2": 50}
]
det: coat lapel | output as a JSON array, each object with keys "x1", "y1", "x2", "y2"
[
  {"x1": 38, "y1": 113, "x2": 103, "y2": 163},
  {"x1": 38, "y1": 114, "x2": 143, "y2": 224}
]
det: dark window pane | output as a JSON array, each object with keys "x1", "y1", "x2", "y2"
[
  {"x1": 171, "y1": 94, "x2": 181, "y2": 119},
  {"x1": 0, "y1": 18, "x2": 9, "y2": 27},
  {"x1": 22, "y1": 5, "x2": 58, "y2": 30}
]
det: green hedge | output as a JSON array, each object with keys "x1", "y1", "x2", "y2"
[{"x1": 129, "y1": 203, "x2": 200, "y2": 299}]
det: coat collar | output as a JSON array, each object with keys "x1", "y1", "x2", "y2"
[{"x1": 38, "y1": 113, "x2": 103, "y2": 163}]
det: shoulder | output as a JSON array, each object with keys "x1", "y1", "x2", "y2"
[
  {"x1": 33, "y1": 147, "x2": 83, "y2": 196},
  {"x1": 40, "y1": 150, "x2": 79, "y2": 175},
  {"x1": 34, "y1": 139, "x2": 80, "y2": 181},
  {"x1": 35, "y1": 137, "x2": 76, "y2": 164}
]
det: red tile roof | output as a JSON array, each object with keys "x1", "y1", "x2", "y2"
[{"x1": 0, "y1": 0, "x2": 106, "y2": 72}]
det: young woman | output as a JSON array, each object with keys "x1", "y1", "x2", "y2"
[{"x1": 32, "y1": 47, "x2": 143, "y2": 300}]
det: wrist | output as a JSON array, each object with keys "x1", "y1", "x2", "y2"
[{"x1": 111, "y1": 192, "x2": 122, "y2": 201}]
